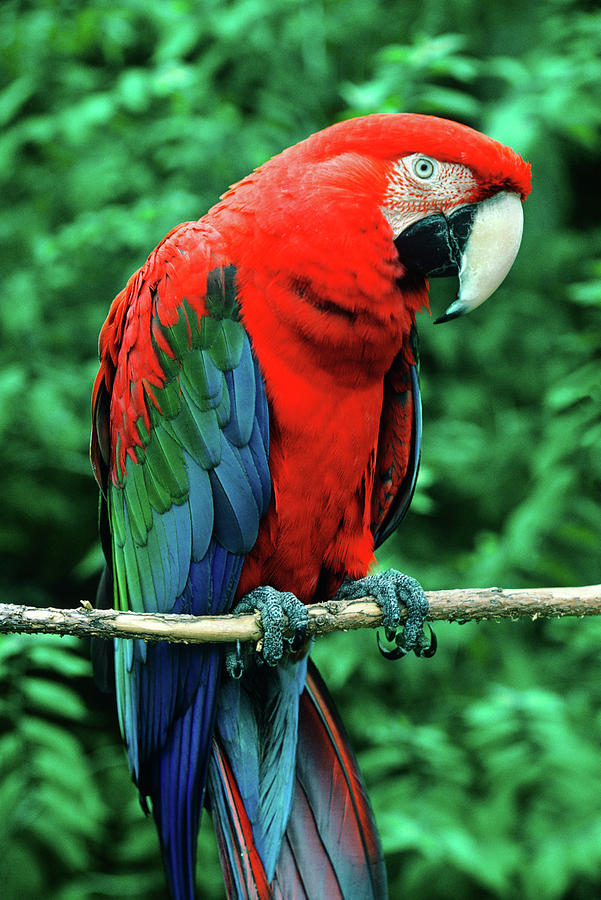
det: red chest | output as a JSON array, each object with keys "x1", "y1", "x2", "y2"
[
  {"x1": 229, "y1": 242, "x2": 415, "y2": 603},
  {"x1": 237, "y1": 366, "x2": 384, "y2": 603}
]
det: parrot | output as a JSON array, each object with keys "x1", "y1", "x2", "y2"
[{"x1": 90, "y1": 113, "x2": 531, "y2": 900}]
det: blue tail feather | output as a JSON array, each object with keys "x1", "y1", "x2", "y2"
[
  {"x1": 212, "y1": 656, "x2": 308, "y2": 880},
  {"x1": 210, "y1": 659, "x2": 388, "y2": 900},
  {"x1": 152, "y1": 649, "x2": 222, "y2": 900}
]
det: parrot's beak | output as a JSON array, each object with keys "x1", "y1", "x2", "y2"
[{"x1": 393, "y1": 191, "x2": 524, "y2": 324}]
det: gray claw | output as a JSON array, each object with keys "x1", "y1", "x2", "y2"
[
  {"x1": 226, "y1": 585, "x2": 308, "y2": 674},
  {"x1": 335, "y1": 569, "x2": 432, "y2": 659}
]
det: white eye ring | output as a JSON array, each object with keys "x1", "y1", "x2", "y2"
[{"x1": 413, "y1": 157, "x2": 436, "y2": 179}]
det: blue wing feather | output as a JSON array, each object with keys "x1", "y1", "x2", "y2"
[
  {"x1": 223, "y1": 340, "x2": 257, "y2": 447},
  {"x1": 237, "y1": 442, "x2": 267, "y2": 513},
  {"x1": 185, "y1": 455, "x2": 214, "y2": 561},
  {"x1": 145, "y1": 512, "x2": 169, "y2": 610},
  {"x1": 99, "y1": 263, "x2": 272, "y2": 899},
  {"x1": 252, "y1": 356, "x2": 270, "y2": 449},
  {"x1": 209, "y1": 435, "x2": 261, "y2": 554}
]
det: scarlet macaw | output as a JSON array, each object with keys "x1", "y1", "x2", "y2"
[{"x1": 91, "y1": 114, "x2": 531, "y2": 899}]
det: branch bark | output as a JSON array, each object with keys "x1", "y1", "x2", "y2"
[{"x1": 0, "y1": 585, "x2": 599, "y2": 645}]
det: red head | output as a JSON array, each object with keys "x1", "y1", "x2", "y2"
[{"x1": 211, "y1": 113, "x2": 531, "y2": 354}]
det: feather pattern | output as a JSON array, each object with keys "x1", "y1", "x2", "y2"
[
  {"x1": 212, "y1": 656, "x2": 309, "y2": 879},
  {"x1": 92, "y1": 226, "x2": 271, "y2": 898},
  {"x1": 208, "y1": 740, "x2": 272, "y2": 900},
  {"x1": 283, "y1": 660, "x2": 387, "y2": 898},
  {"x1": 210, "y1": 659, "x2": 387, "y2": 900},
  {"x1": 372, "y1": 327, "x2": 422, "y2": 549}
]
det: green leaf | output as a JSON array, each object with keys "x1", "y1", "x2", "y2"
[{"x1": 21, "y1": 678, "x2": 86, "y2": 720}]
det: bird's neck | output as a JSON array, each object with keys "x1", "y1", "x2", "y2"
[{"x1": 209, "y1": 205, "x2": 428, "y2": 386}]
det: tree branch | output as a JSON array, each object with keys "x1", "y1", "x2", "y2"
[{"x1": 0, "y1": 585, "x2": 599, "y2": 645}]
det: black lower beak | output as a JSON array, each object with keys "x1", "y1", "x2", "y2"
[{"x1": 394, "y1": 205, "x2": 477, "y2": 322}]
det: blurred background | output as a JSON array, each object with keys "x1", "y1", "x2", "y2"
[{"x1": 1, "y1": 0, "x2": 600, "y2": 897}]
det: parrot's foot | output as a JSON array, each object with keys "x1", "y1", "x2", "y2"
[
  {"x1": 334, "y1": 570, "x2": 436, "y2": 660},
  {"x1": 225, "y1": 586, "x2": 309, "y2": 677}
]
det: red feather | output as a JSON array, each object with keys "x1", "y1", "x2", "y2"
[
  {"x1": 210, "y1": 740, "x2": 272, "y2": 900},
  {"x1": 91, "y1": 221, "x2": 228, "y2": 486},
  {"x1": 371, "y1": 337, "x2": 420, "y2": 543},
  {"x1": 212, "y1": 659, "x2": 387, "y2": 900}
]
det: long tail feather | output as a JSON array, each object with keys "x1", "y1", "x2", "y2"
[
  {"x1": 208, "y1": 739, "x2": 272, "y2": 900},
  {"x1": 210, "y1": 658, "x2": 387, "y2": 899},
  {"x1": 146, "y1": 648, "x2": 222, "y2": 900},
  {"x1": 274, "y1": 659, "x2": 388, "y2": 899}
]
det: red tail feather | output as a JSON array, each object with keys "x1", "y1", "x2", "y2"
[
  {"x1": 212, "y1": 659, "x2": 387, "y2": 899},
  {"x1": 210, "y1": 740, "x2": 272, "y2": 900},
  {"x1": 273, "y1": 659, "x2": 387, "y2": 899}
]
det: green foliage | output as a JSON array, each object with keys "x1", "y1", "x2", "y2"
[
  {"x1": 315, "y1": 615, "x2": 601, "y2": 898},
  {"x1": 0, "y1": 630, "x2": 223, "y2": 899},
  {"x1": 1, "y1": 0, "x2": 600, "y2": 897},
  {"x1": 0, "y1": 634, "x2": 94, "y2": 898}
]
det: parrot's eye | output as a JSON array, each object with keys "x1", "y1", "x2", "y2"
[{"x1": 412, "y1": 157, "x2": 436, "y2": 179}]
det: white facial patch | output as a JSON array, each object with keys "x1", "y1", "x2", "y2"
[{"x1": 383, "y1": 155, "x2": 480, "y2": 238}]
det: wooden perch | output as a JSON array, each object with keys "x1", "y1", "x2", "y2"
[{"x1": 0, "y1": 585, "x2": 599, "y2": 645}]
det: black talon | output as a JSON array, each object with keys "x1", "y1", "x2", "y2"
[
  {"x1": 288, "y1": 619, "x2": 308, "y2": 653},
  {"x1": 377, "y1": 623, "x2": 435, "y2": 661},
  {"x1": 377, "y1": 630, "x2": 408, "y2": 660},
  {"x1": 384, "y1": 626, "x2": 397, "y2": 643},
  {"x1": 420, "y1": 623, "x2": 437, "y2": 658}
]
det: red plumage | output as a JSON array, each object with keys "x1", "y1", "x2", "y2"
[
  {"x1": 91, "y1": 113, "x2": 531, "y2": 899},
  {"x1": 210, "y1": 114, "x2": 528, "y2": 603}
]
